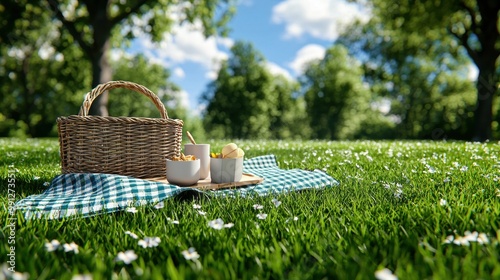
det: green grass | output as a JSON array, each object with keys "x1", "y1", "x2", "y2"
[{"x1": 1, "y1": 138, "x2": 500, "y2": 279}]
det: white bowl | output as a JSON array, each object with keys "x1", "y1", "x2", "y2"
[{"x1": 166, "y1": 159, "x2": 200, "y2": 186}]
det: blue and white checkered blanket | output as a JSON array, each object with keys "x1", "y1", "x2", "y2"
[{"x1": 15, "y1": 155, "x2": 338, "y2": 219}]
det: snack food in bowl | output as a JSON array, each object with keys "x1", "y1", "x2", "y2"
[
  {"x1": 210, "y1": 143, "x2": 245, "y2": 183},
  {"x1": 166, "y1": 154, "x2": 200, "y2": 186},
  {"x1": 171, "y1": 153, "x2": 196, "y2": 161},
  {"x1": 221, "y1": 143, "x2": 245, "y2": 158}
]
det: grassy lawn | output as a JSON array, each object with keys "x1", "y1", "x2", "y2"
[{"x1": 1, "y1": 138, "x2": 500, "y2": 279}]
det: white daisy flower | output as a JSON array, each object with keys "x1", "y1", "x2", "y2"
[
  {"x1": 63, "y1": 242, "x2": 79, "y2": 254},
  {"x1": 427, "y1": 166, "x2": 436, "y2": 173},
  {"x1": 439, "y1": 199, "x2": 447, "y2": 206},
  {"x1": 138, "y1": 237, "x2": 161, "y2": 248},
  {"x1": 45, "y1": 239, "x2": 60, "y2": 252},
  {"x1": 375, "y1": 268, "x2": 398, "y2": 280},
  {"x1": 394, "y1": 189, "x2": 403, "y2": 199},
  {"x1": 125, "y1": 231, "x2": 138, "y2": 239},
  {"x1": 458, "y1": 231, "x2": 489, "y2": 245},
  {"x1": 477, "y1": 233, "x2": 489, "y2": 244},
  {"x1": 271, "y1": 199, "x2": 282, "y2": 208},
  {"x1": 181, "y1": 247, "x2": 200, "y2": 260},
  {"x1": 257, "y1": 213, "x2": 268, "y2": 220},
  {"x1": 453, "y1": 236, "x2": 470, "y2": 246},
  {"x1": 208, "y1": 218, "x2": 225, "y2": 230},
  {"x1": 71, "y1": 274, "x2": 93, "y2": 280},
  {"x1": 154, "y1": 202, "x2": 164, "y2": 209},
  {"x1": 253, "y1": 204, "x2": 264, "y2": 210},
  {"x1": 443, "y1": 235, "x2": 454, "y2": 244},
  {"x1": 193, "y1": 204, "x2": 202, "y2": 209},
  {"x1": 126, "y1": 207, "x2": 137, "y2": 214},
  {"x1": 115, "y1": 250, "x2": 138, "y2": 264},
  {"x1": 0, "y1": 264, "x2": 29, "y2": 280}
]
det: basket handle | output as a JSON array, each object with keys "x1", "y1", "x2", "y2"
[{"x1": 78, "y1": 80, "x2": 169, "y2": 119}]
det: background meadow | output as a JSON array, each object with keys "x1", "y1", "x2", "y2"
[{"x1": 1, "y1": 138, "x2": 499, "y2": 279}]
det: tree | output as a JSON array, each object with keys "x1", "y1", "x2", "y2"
[
  {"x1": 366, "y1": 0, "x2": 499, "y2": 141},
  {"x1": 337, "y1": 19, "x2": 477, "y2": 139},
  {"x1": 202, "y1": 41, "x2": 307, "y2": 139},
  {"x1": 44, "y1": 0, "x2": 234, "y2": 116},
  {"x1": 269, "y1": 75, "x2": 311, "y2": 139},
  {"x1": 300, "y1": 45, "x2": 376, "y2": 140},
  {"x1": 0, "y1": 1, "x2": 218, "y2": 137},
  {"x1": 0, "y1": 2, "x2": 89, "y2": 137},
  {"x1": 202, "y1": 42, "x2": 274, "y2": 139},
  {"x1": 0, "y1": 5, "x2": 188, "y2": 137}
]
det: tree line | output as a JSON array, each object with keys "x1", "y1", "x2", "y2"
[
  {"x1": 202, "y1": 40, "x2": 478, "y2": 140},
  {"x1": 1, "y1": 0, "x2": 498, "y2": 140}
]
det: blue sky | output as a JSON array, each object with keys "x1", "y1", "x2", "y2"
[{"x1": 120, "y1": 0, "x2": 371, "y2": 114}]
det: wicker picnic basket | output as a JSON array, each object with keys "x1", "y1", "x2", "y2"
[{"x1": 57, "y1": 81, "x2": 183, "y2": 178}]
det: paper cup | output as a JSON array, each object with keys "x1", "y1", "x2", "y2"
[
  {"x1": 184, "y1": 144, "x2": 210, "y2": 179},
  {"x1": 210, "y1": 157, "x2": 243, "y2": 184}
]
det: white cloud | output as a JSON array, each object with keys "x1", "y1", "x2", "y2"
[
  {"x1": 130, "y1": 19, "x2": 232, "y2": 81},
  {"x1": 173, "y1": 67, "x2": 185, "y2": 78},
  {"x1": 288, "y1": 44, "x2": 326, "y2": 75},
  {"x1": 205, "y1": 70, "x2": 219, "y2": 80},
  {"x1": 265, "y1": 61, "x2": 293, "y2": 80},
  {"x1": 272, "y1": 0, "x2": 371, "y2": 41},
  {"x1": 166, "y1": 89, "x2": 190, "y2": 110},
  {"x1": 158, "y1": 21, "x2": 230, "y2": 69},
  {"x1": 216, "y1": 37, "x2": 235, "y2": 49}
]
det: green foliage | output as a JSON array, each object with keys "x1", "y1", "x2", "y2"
[
  {"x1": 363, "y1": 0, "x2": 500, "y2": 141},
  {"x1": 203, "y1": 44, "x2": 272, "y2": 139},
  {"x1": 1, "y1": 139, "x2": 500, "y2": 279},
  {"x1": 301, "y1": 45, "x2": 385, "y2": 140},
  {"x1": 269, "y1": 76, "x2": 311, "y2": 139},
  {"x1": 203, "y1": 41, "x2": 308, "y2": 139},
  {"x1": 110, "y1": 55, "x2": 179, "y2": 118},
  {"x1": 1, "y1": 0, "x2": 495, "y2": 141},
  {"x1": 1, "y1": 0, "x2": 235, "y2": 122},
  {"x1": 391, "y1": 58, "x2": 476, "y2": 139},
  {"x1": 338, "y1": 16, "x2": 478, "y2": 139},
  {"x1": 356, "y1": 107, "x2": 397, "y2": 139},
  {"x1": 0, "y1": 45, "x2": 188, "y2": 137},
  {"x1": 0, "y1": 1, "x2": 89, "y2": 137},
  {"x1": 116, "y1": 0, "x2": 235, "y2": 42}
]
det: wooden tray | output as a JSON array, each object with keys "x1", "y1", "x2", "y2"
[{"x1": 147, "y1": 173, "x2": 263, "y2": 190}]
